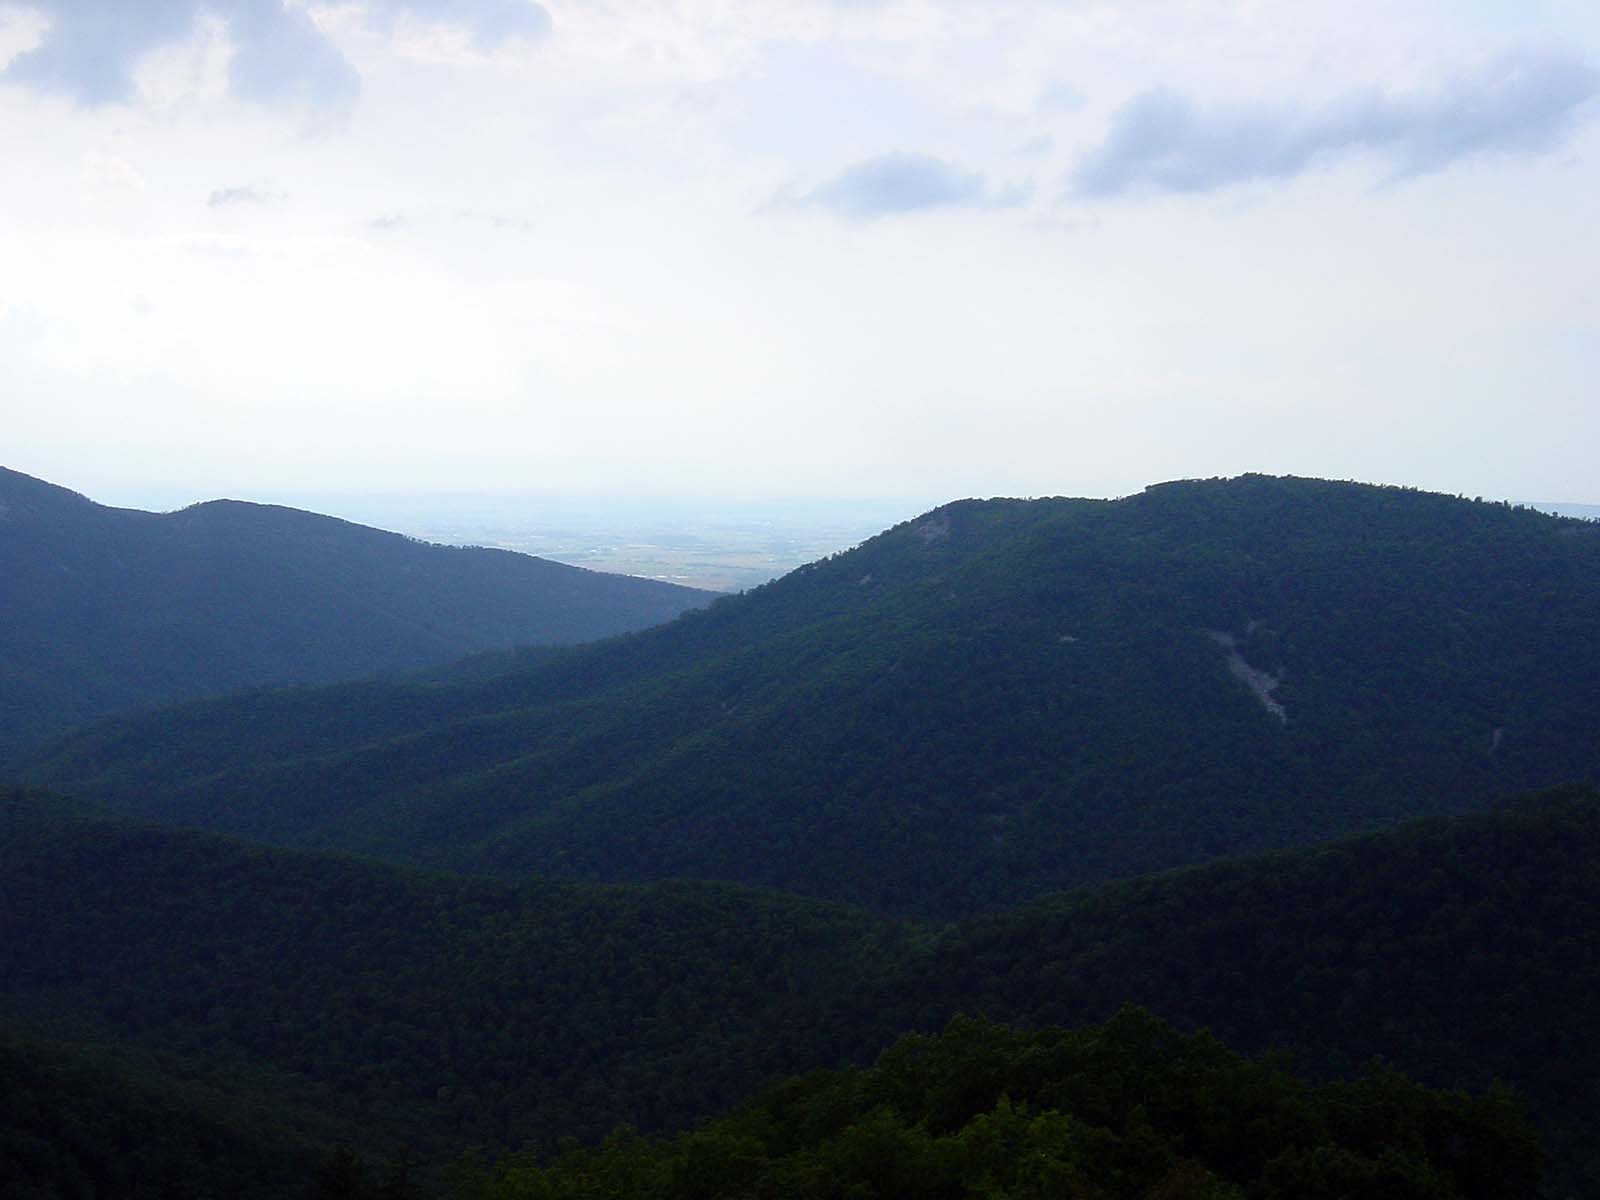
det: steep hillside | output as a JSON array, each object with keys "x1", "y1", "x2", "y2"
[
  {"x1": 0, "y1": 791, "x2": 902, "y2": 1172},
  {"x1": 463, "y1": 1012, "x2": 1542, "y2": 1200},
  {"x1": 3, "y1": 787, "x2": 1595, "y2": 1195},
  {"x1": 21, "y1": 475, "x2": 1600, "y2": 917},
  {"x1": 869, "y1": 784, "x2": 1600, "y2": 1199},
  {"x1": 0, "y1": 1025, "x2": 325, "y2": 1200},
  {"x1": 0, "y1": 466, "x2": 711, "y2": 756}
]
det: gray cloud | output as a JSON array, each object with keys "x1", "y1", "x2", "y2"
[
  {"x1": 788, "y1": 152, "x2": 1029, "y2": 220},
  {"x1": 1072, "y1": 47, "x2": 1600, "y2": 198},
  {"x1": 3, "y1": 0, "x2": 196, "y2": 105},
  {"x1": 225, "y1": 1, "x2": 361, "y2": 114},
  {"x1": 1, "y1": 0, "x2": 550, "y2": 112},
  {"x1": 207, "y1": 184, "x2": 283, "y2": 208}
]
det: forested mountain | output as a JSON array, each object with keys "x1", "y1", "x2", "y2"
[
  {"x1": 459, "y1": 1012, "x2": 1542, "y2": 1200},
  {"x1": 871, "y1": 784, "x2": 1600, "y2": 1199},
  {"x1": 0, "y1": 790, "x2": 902, "y2": 1185},
  {"x1": 4, "y1": 786, "x2": 1597, "y2": 1195},
  {"x1": 0, "y1": 1025, "x2": 323, "y2": 1200},
  {"x1": 20, "y1": 475, "x2": 1600, "y2": 917},
  {"x1": 0, "y1": 466, "x2": 711, "y2": 757}
]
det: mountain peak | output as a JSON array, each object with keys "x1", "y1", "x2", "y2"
[{"x1": 0, "y1": 465, "x2": 97, "y2": 522}]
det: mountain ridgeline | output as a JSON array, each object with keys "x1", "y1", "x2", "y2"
[
  {"x1": 20, "y1": 475, "x2": 1600, "y2": 918},
  {"x1": 0, "y1": 466, "x2": 711, "y2": 758}
]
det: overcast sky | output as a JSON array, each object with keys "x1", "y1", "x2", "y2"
[{"x1": 3, "y1": 0, "x2": 1598, "y2": 508}]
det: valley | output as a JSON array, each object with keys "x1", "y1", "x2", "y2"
[
  {"x1": 20, "y1": 476, "x2": 1600, "y2": 918},
  {"x1": 3, "y1": 471, "x2": 1596, "y2": 1198},
  {"x1": 10, "y1": 5, "x2": 1598, "y2": 1194}
]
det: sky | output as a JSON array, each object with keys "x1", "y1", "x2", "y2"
[{"x1": 2, "y1": 0, "x2": 1598, "y2": 509}]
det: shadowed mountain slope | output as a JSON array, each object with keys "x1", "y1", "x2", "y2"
[
  {"x1": 464, "y1": 1012, "x2": 1543, "y2": 1200},
  {"x1": 0, "y1": 790, "x2": 903, "y2": 1176},
  {"x1": 2, "y1": 787, "x2": 1595, "y2": 1195},
  {"x1": 18, "y1": 475, "x2": 1600, "y2": 915},
  {"x1": 866, "y1": 784, "x2": 1600, "y2": 1198},
  {"x1": 0, "y1": 1023, "x2": 327, "y2": 1200},
  {"x1": 0, "y1": 466, "x2": 711, "y2": 757}
]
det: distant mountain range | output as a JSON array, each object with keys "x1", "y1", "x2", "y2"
[
  {"x1": 20, "y1": 474, "x2": 1600, "y2": 918},
  {"x1": 0, "y1": 466, "x2": 712, "y2": 757},
  {"x1": 7, "y1": 470, "x2": 1598, "y2": 1197}
]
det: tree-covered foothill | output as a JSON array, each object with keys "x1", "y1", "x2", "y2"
[
  {"x1": 454, "y1": 1011, "x2": 1542, "y2": 1200},
  {"x1": 0, "y1": 790, "x2": 905, "y2": 1180},
  {"x1": 20, "y1": 476, "x2": 1600, "y2": 918},
  {"x1": 3, "y1": 787, "x2": 1597, "y2": 1195},
  {"x1": 0, "y1": 1024, "x2": 325, "y2": 1200},
  {"x1": 868, "y1": 784, "x2": 1600, "y2": 1199},
  {"x1": 0, "y1": 464, "x2": 710, "y2": 759}
]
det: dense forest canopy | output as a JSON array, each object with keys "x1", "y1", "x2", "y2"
[
  {"x1": 19, "y1": 475, "x2": 1600, "y2": 918},
  {"x1": 4, "y1": 786, "x2": 1596, "y2": 1196},
  {"x1": 453, "y1": 1011, "x2": 1543, "y2": 1200},
  {"x1": 5, "y1": 475, "x2": 1596, "y2": 1197},
  {"x1": 0, "y1": 465, "x2": 710, "y2": 758}
]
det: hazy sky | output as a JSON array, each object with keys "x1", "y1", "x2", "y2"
[{"x1": 3, "y1": 0, "x2": 1598, "y2": 507}]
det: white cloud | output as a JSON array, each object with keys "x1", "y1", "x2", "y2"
[
  {"x1": 207, "y1": 183, "x2": 284, "y2": 207},
  {"x1": 5, "y1": 2, "x2": 1600, "y2": 506}
]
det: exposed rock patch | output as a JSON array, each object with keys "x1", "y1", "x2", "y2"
[
  {"x1": 913, "y1": 513, "x2": 950, "y2": 543},
  {"x1": 1205, "y1": 629, "x2": 1287, "y2": 724}
]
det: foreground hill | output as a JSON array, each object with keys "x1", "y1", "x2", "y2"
[
  {"x1": 0, "y1": 1026, "x2": 323, "y2": 1200},
  {"x1": 21, "y1": 475, "x2": 1600, "y2": 917},
  {"x1": 0, "y1": 790, "x2": 901, "y2": 1175},
  {"x1": 464, "y1": 1012, "x2": 1541, "y2": 1200},
  {"x1": 0, "y1": 466, "x2": 711, "y2": 756},
  {"x1": 875, "y1": 784, "x2": 1600, "y2": 1198},
  {"x1": 2, "y1": 787, "x2": 1596, "y2": 1194}
]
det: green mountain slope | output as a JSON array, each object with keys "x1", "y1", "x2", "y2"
[
  {"x1": 868, "y1": 784, "x2": 1600, "y2": 1199},
  {"x1": 0, "y1": 791, "x2": 902, "y2": 1172},
  {"x1": 21, "y1": 475, "x2": 1600, "y2": 917},
  {"x1": 0, "y1": 1025, "x2": 326, "y2": 1200},
  {"x1": 3, "y1": 787, "x2": 1597, "y2": 1194},
  {"x1": 462, "y1": 1012, "x2": 1542, "y2": 1200},
  {"x1": 0, "y1": 466, "x2": 711, "y2": 757}
]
